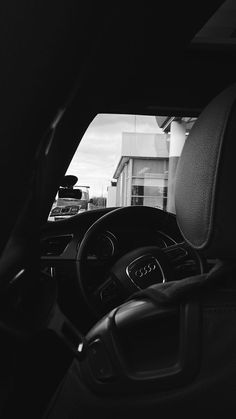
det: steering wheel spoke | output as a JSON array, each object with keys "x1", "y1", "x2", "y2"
[
  {"x1": 93, "y1": 276, "x2": 124, "y2": 311},
  {"x1": 163, "y1": 242, "x2": 206, "y2": 280}
]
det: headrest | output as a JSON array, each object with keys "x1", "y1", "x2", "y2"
[{"x1": 175, "y1": 84, "x2": 236, "y2": 258}]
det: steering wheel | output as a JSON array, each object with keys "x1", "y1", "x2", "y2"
[{"x1": 77, "y1": 206, "x2": 205, "y2": 317}]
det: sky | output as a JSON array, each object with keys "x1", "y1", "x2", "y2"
[{"x1": 66, "y1": 114, "x2": 163, "y2": 198}]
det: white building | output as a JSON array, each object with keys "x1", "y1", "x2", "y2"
[
  {"x1": 112, "y1": 132, "x2": 170, "y2": 210},
  {"x1": 108, "y1": 118, "x2": 196, "y2": 212}
]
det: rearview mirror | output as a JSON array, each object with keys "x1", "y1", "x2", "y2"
[
  {"x1": 58, "y1": 175, "x2": 82, "y2": 199},
  {"x1": 58, "y1": 188, "x2": 82, "y2": 199},
  {"x1": 60, "y1": 175, "x2": 78, "y2": 188}
]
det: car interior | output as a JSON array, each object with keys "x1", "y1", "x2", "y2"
[{"x1": 1, "y1": 1, "x2": 236, "y2": 418}]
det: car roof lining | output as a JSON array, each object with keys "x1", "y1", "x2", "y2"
[
  {"x1": 0, "y1": 0, "x2": 234, "y2": 256},
  {"x1": 192, "y1": 0, "x2": 236, "y2": 46}
]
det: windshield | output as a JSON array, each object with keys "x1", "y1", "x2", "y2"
[{"x1": 48, "y1": 114, "x2": 196, "y2": 221}]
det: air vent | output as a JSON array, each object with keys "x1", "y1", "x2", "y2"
[
  {"x1": 41, "y1": 234, "x2": 73, "y2": 256},
  {"x1": 164, "y1": 244, "x2": 200, "y2": 280}
]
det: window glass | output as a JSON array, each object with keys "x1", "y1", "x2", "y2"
[
  {"x1": 48, "y1": 114, "x2": 196, "y2": 221},
  {"x1": 132, "y1": 159, "x2": 167, "y2": 176}
]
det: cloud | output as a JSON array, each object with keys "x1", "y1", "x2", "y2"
[{"x1": 66, "y1": 114, "x2": 162, "y2": 197}]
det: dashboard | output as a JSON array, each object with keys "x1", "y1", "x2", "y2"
[
  {"x1": 40, "y1": 207, "x2": 181, "y2": 289},
  {"x1": 86, "y1": 229, "x2": 175, "y2": 262},
  {"x1": 41, "y1": 207, "x2": 182, "y2": 260}
]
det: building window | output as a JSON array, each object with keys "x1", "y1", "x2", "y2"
[
  {"x1": 132, "y1": 185, "x2": 144, "y2": 196},
  {"x1": 131, "y1": 158, "x2": 168, "y2": 210},
  {"x1": 131, "y1": 196, "x2": 144, "y2": 206},
  {"x1": 132, "y1": 159, "x2": 166, "y2": 177},
  {"x1": 132, "y1": 184, "x2": 167, "y2": 197}
]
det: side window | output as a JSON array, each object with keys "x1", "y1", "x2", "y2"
[{"x1": 48, "y1": 114, "x2": 196, "y2": 221}]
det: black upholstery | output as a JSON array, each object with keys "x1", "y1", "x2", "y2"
[
  {"x1": 45, "y1": 85, "x2": 236, "y2": 419},
  {"x1": 175, "y1": 84, "x2": 236, "y2": 258}
]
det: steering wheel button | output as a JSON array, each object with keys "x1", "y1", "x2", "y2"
[
  {"x1": 88, "y1": 339, "x2": 114, "y2": 381},
  {"x1": 99, "y1": 280, "x2": 119, "y2": 303}
]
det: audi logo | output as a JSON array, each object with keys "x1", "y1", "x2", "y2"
[{"x1": 134, "y1": 261, "x2": 157, "y2": 278}]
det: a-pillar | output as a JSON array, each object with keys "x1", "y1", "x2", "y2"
[{"x1": 167, "y1": 120, "x2": 186, "y2": 213}]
